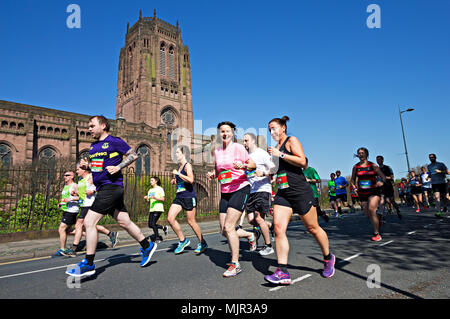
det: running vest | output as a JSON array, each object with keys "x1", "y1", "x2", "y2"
[
  {"x1": 355, "y1": 161, "x2": 378, "y2": 195},
  {"x1": 61, "y1": 184, "x2": 78, "y2": 212},
  {"x1": 78, "y1": 175, "x2": 96, "y2": 207},
  {"x1": 409, "y1": 176, "x2": 421, "y2": 190},
  {"x1": 175, "y1": 163, "x2": 196, "y2": 198},
  {"x1": 275, "y1": 137, "x2": 305, "y2": 191}
]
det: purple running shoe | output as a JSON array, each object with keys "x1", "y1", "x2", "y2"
[
  {"x1": 322, "y1": 254, "x2": 336, "y2": 278},
  {"x1": 264, "y1": 267, "x2": 292, "y2": 285}
]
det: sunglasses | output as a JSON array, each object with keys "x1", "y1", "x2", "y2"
[{"x1": 64, "y1": 174, "x2": 72, "y2": 177}]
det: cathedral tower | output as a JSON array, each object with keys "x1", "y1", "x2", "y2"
[{"x1": 116, "y1": 10, "x2": 194, "y2": 145}]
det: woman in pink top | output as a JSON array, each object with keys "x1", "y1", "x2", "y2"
[{"x1": 207, "y1": 121, "x2": 256, "y2": 277}]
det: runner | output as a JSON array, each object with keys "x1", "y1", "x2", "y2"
[
  {"x1": 207, "y1": 121, "x2": 257, "y2": 277},
  {"x1": 328, "y1": 173, "x2": 338, "y2": 217},
  {"x1": 243, "y1": 132, "x2": 275, "y2": 256},
  {"x1": 66, "y1": 115, "x2": 156, "y2": 278},
  {"x1": 420, "y1": 166, "x2": 432, "y2": 208},
  {"x1": 350, "y1": 147, "x2": 386, "y2": 242},
  {"x1": 303, "y1": 158, "x2": 329, "y2": 223},
  {"x1": 264, "y1": 116, "x2": 335, "y2": 285},
  {"x1": 144, "y1": 176, "x2": 168, "y2": 243},
  {"x1": 408, "y1": 170, "x2": 425, "y2": 213},
  {"x1": 376, "y1": 155, "x2": 402, "y2": 219},
  {"x1": 335, "y1": 170, "x2": 351, "y2": 217},
  {"x1": 427, "y1": 153, "x2": 449, "y2": 218},
  {"x1": 398, "y1": 179, "x2": 406, "y2": 205},
  {"x1": 56, "y1": 171, "x2": 79, "y2": 256},
  {"x1": 168, "y1": 145, "x2": 207, "y2": 254},
  {"x1": 68, "y1": 163, "x2": 119, "y2": 257},
  {"x1": 349, "y1": 185, "x2": 360, "y2": 212}
]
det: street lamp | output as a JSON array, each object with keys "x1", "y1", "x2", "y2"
[{"x1": 398, "y1": 105, "x2": 415, "y2": 173}]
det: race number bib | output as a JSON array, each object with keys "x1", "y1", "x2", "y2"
[
  {"x1": 276, "y1": 173, "x2": 289, "y2": 189},
  {"x1": 218, "y1": 170, "x2": 232, "y2": 185},
  {"x1": 176, "y1": 182, "x2": 187, "y2": 193},
  {"x1": 245, "y1": 170, "x2": 256, "y2": 179},
  {"x1": 90, "y1": 158, "x2": 104, "y2": 172},
  {"x1": 358, "y1": 180, "x2": 372, "y2": 189}
]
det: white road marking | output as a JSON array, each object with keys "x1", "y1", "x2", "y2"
[
  {"x1": 379, "y1": 240, "x2": 394, "y2": 247},
  {"x1": 269, "y1": 274, "x2": 311, "y2": 291},
  {"x1": 0, "y1": 247, "x2": 170, "y2": 280},
  {"x1": 407, "y1": 231, "x2": 416, "y2": 235}
]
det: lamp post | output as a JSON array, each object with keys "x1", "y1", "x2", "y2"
[{"x1": 398, "y1": 105, "x2": 414, "y2": 173}]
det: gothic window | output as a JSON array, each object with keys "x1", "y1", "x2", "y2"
[
  {"x1": 0, "y1": 143, "x2": 12, "y2": 168},
  {"x1": 39, "y1": 147, "x2": 57, "y2": 168},
  {"x1": 161, "y1": 108, "x2": 175, "y2": 126},
  {"x1": 160, "y1": 42, "x2": 166, "y2": 76},
  {"x1": 169, "y1": 46, "x2": 175, "y2": 79},
  {"x1": 136, "y1": 145, "x2": 151, "y2": 175}
]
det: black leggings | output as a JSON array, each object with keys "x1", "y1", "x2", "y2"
[{"x1": 148, "y1": 211, "x2": 164, "y2": 237}]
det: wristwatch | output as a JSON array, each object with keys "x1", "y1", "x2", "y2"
[{"x1": 280, "y1": 152, "x2": 286, "y2": 159}]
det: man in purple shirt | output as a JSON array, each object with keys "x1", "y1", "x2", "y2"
[{"x1": 66, "y1": 116, "x2": 156, "y2": 278}]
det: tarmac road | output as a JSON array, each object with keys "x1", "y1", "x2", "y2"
[{"x1": 0, "y1": 206, "x2": 449, "y2": 301}]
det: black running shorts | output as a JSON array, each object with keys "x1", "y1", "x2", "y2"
[
  {"x1": 219, "y1": 185, "x2": 250, "y2": 214},
  {"x1": 61, "y1": 211, "x2": 77, "y2": 226},
  {"x1": 172, "y1": 197, "x2": 197, "y2": 211},
  {"x1": 246, "y1": 191, "x2": 271, "y2": 215},
  {"x1": 274, "y1": 185, "x2": 314, "y2": 216},
  {"x1": 77, "y1": 207, "x2": 90, "y2": 219},
  {"x1": 432, "y1": 183, "x2": 448, "y2": 195},
  {"x1": 90, "y1": 184, "x2": 127, "y2": 216}
]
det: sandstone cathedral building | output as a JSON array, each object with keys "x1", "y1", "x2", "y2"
[{"x1": 0, "y1": 10, "x2": 212, "y2": 174}]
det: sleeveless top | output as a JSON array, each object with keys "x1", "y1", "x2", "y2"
[
  {"x1": 175, "y1": 163, "x2": 196, "y2": 198},
  {"x1": 409, "y1": 176, "x2": 421, "y2": 190},
  {"x1": 275, "y1": 136, "x2": 306, "y2": 192},
  {"x1": 354, "y1": 161, "x2": 378, "y2": 195}
]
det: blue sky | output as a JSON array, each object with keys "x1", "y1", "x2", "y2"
[{"x1": 1, "y1": 0, "x2": 449, "y2": 179}]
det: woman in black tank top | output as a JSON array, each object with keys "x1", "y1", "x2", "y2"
[
  {"x1": 264, "y1": 116, "x2": 335, "y2": 285},
  {"x1": 167, "y1": 145, "x2": 207, "y2": 254}
]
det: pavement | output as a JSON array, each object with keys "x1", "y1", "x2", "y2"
[{"x1": 0, "y1": 213, "x2": 292, "y2": 264}]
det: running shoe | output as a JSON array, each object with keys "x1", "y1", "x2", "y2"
[
  {"x1": 371, "y1": 233, "x2": 382, "y2": 242},
  {"x1": 334, "y1": 212, "x2": 339, "y2": 218},
  {"x1": 66, "y1": 249, "x2": 77, "y2": 258},
  {"x1": 223, "y1": 262, "x2": 242, "y2": 277},
  {"x1": 174, "y1": 238, "x2": 190, "y2": 254},
  {"x1": 163, "y1": 225, "x2": 169, "y2": 236},
  {"x1": 109, "y1": 231, "x2": 119, "y2": 248},
  {"x1": 248, "y1": 233, "x2": 257, "y2": 252},
  {"x1": 259, "y1": 245, "x2": 274, "y2": 256},
  {"x1": 194, "y1": 242, "x2": 208, "y2": 254},
  {"x1": 65, "y1": 259, "x2": 96, "y2": 277},
  {"x1": 416, "y1": 208, "x2": 420, "y2": 213},
  {"x1": 269, "y1": 224, "x2": 275, "y2": 241},
  {"x1": 423, "y1": 205, "x2": 428, "y2": 211},
  {"x1": 435, "y1": 212, "x2": 443, "y2": 219},
  {"x1": 264, "y1": 268, "x2": 291, "y2": 285},
  {"x1": 56, "y1": 248, "x2": 73, "y2": 257},
  {"x1": 140, "y1": 242, "x2": 157, "y2": 267},
  {"x1": 322, "y1": 254, "x2": 336, "y2": 278}
]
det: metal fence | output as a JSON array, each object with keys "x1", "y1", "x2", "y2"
[{"x1": 0, "y1": 167, "x2": 220, "y2": 234}]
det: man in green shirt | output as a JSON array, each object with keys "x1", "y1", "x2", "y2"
[
  {"x1": 328, "y1": 173, "x2": 339, "y2": 217},
  {"x1": 303, "y1": 158, "x2": 329, "y2": 222}
]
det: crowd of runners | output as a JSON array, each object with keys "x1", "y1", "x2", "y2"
[{"x1": 60, "y1": 115, "x2": 448, "y2": 285}]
